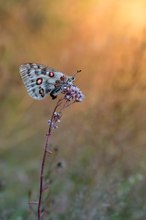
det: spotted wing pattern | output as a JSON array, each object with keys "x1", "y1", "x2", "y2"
[{"x1": 19, "y1": 63, "x2": 64, "y2": 100}]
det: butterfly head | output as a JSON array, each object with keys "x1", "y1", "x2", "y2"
[
  {"x1": 66, "y1": 76, "x2": 75, "y2": 83},
  {"x1": 66, "y1": 69, "x2": 81, "y2": 84}
]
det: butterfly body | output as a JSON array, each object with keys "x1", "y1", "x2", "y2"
[{"x1": 19, "y1": 63, "x2": 75, "y2": 100}]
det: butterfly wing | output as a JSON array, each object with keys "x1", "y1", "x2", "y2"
[{"x1": 19, "y1": 63, "x2": 58, "y2": 100}]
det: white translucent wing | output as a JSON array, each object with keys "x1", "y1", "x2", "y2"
[{"x1": 19, "y1": 63, "x2": 56, "y2": 100}]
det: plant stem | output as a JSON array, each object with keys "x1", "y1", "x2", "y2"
[
  {"x1": 37, "y1": 99, "x2": 63, "y2": 220},
  {"x1": 37, "y1": 128, "x2": 50, "y2": 220}
]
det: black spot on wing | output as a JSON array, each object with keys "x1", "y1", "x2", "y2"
[
  {"x1": 41, "y1": 68, "x2": 47, "y2": 75},
  {"x1": 29, "y1": 63, "x2": 34, "y2": 68},
  {"x1": 39, "y1": 87, "x2": 45, "y2": 98}
]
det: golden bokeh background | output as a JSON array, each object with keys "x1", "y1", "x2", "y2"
[{"x1": 1, "y1": 0, "x2": 146, "y2": 219}]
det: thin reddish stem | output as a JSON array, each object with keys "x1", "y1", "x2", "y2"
[
  {"x1": 37, "y1": 129, "x2": 50, "y2": 220},
  {"x1": 37, "y1": 99, "x2": 63, "y2": 220}
]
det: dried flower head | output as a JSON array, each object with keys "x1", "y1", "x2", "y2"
[
  {"x1": 64, "y1": 85, "x2": 85, "y2": 102},
  {"x1": 48, "y1": 82, "x2": 84, "y2": 131}
]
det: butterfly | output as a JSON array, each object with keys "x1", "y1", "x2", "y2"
[{"x1": 19, "y1": 63, "x2": 75, "y2": 100}]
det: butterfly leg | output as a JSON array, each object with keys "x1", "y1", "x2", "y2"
[
  {"x1": 50, "y1": 92, "x2": 57, "y2": 100},
  {"x1": 50, "y1": 87, "x2": 62, "y2": 100}
]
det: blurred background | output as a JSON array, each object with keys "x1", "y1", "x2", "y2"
[{"x1": 1, "y1": 0, "x2": 146, "y2": 219}]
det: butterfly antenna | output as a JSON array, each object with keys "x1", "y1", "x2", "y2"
[{"x1": 73, "y1": 69, "x2": 82, "y2": 78}]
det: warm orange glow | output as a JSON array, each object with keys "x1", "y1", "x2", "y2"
[{"x1": 116, "y1": 1, "x2": 146, "y2": 34}]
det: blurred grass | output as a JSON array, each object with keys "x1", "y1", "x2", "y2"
[{"x1": 1, "y1": 0, "x2": 146, "y2": 219}]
